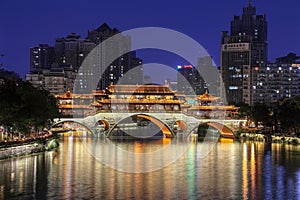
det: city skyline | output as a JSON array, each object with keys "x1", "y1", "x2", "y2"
[{"x1": 1, "y1": 0, "x2": 300, "y2": 81}]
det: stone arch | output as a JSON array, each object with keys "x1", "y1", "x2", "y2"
[
  {"x1": 174, "y1": 120, "x2": 187, "y2": 132},
  {"x1": 107, "y1": 113, "x2": 175, "y2": 138},
  {"x1": 52, "y1": 120, "x2": 94, "y2": 135},
  {"x1": 95, "y1": 120, "x2": 109, "y2": 131},
  {"x1": 196, "y1": 122, "x2": 235, "y2": 139}
]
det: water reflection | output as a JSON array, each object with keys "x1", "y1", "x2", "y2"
[
  {"x1": 0, "y1": 151, "x2": 52, "y2": 199},
  {"x1": 79, "y1": 133, "x2": 192, "y2": 173},
  {"x1": 240, "y1": 142, "x2": 300, "y2": 199},
  {"x1": 1, "y1": 138, "x2": 300, "y2": 199}
]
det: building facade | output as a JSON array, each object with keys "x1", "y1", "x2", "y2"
[
  {"x1": 55, "y1": 33, "x2": 96, "y2": 71},
  {"x1": 76, "y1": 23, "x2": 143, "y2": 91},
  {"x1": 177, "y1": 65, "x2": 206, "y2": 95},
  {"x1": 254, "y1": 58, "x2": 300, "y2": 104},
  {"x1": 221, "y1": 1, "x2": 268, "y2": 105},
  {"x1": 55, "y1": 84, "x2": 184, "y2": 118},
  {"x1": 26, "y1": 65, "x2": 76, "y2": 95},
  {"x1": 30, "y1": 44, "x2": 55, "y2": 73},
  {"x1": 25, "y1": 73, "x2": 45, "y2": 90}
]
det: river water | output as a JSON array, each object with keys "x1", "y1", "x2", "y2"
[{"x1": 1, "y1": 135, "x2": 300, "y2": 199}]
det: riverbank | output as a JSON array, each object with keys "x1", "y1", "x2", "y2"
[
  {"x1": 0, "y1": 135, "x2": 59, "y2": 160},
  {"x1": 239, "y1": 132, "x2": 300, "y2": 145}
]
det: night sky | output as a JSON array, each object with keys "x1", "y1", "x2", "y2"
[{"x1": 1, "y1": 0, "x2": 300, "y2": 82}]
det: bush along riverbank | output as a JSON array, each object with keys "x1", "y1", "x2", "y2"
[
  {"x1": 0, "y1": 136, "x2": 59, "y2": 160},
  {"x1": 238, "y1": 132, "x2": 300, "y2": 145}
]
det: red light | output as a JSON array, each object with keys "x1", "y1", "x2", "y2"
[{"x1": 182, "y1": 65, "x2": 193, "y2": 69}]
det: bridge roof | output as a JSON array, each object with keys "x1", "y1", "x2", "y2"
[
  {"x1": 189, "y1": 105, "x2": 239, "y2": 111},
  {"x1": 55, "y1": 90, "x2": 93, "y2": 99},
  {"x1": 197, "y1": 90, "x2": 220, "y2": 101},
  {"x1": 108, "y1": 84, "x2": 175, "y2": 94}
]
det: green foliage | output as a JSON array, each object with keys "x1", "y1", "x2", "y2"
[
  {"x1": 234, "y1": 97, "x2": 300, "y2": 135},
  {"x1": 251, "y1": 103, "x2": 272, "y2": 127},
  {"x1": 0, "y1": 77, "x2": 60, "y2": 134},
  {"x1": 236, "y1": 102, "x2": 251, "y2": 119},
  {"x1": 277, "y1": 96, "x2": 300, "y2": 134},
  {"x1": 197, "y1": 124, "x2": 209, "y2": 137},
  {"x1": 46, "y1": 139, "x2": 59, "y2": 151},
  {"x1": 240, "y1": 96, "x2": 300, "y2": 135}
]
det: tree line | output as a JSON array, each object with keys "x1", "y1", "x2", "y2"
[
  {"x1": 0, "y1": 69, "x2": 60, "y2": 136},
  {"x1": 236, "y1": 96, "x2": 300, "y2": 135}
]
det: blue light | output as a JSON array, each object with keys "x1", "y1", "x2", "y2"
[{"x1": 177, "y1": 65, "x2": 182, "y2": 69}]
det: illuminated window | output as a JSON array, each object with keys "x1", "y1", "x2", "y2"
[{"x1": 229, "y1": 86, "x2": 238, "y2": 90}]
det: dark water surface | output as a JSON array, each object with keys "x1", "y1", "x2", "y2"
[{"x1": 1, "y1": 136, "x2": 300, "y2": 199}]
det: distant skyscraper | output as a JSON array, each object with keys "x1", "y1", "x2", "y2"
[
  {"x1": 30, "y1": 44, "x2": 55, "y2": 73},
  {"x1": 27, "y1": 23, "x2": 143, "y2": 95},
  {"x1": 165, "y1": 79, "x2": 177, "y2": 91},
  {"x1": 76, "y1": 23, "x2": 143, "y2": 91},
  {"x1": 177, "y1": 65, "x2": 206, "y2": 95},
  {"x1": 87, "y1": 23, "x2": 120, "y2": 45},
  {"x1": 221, "y1": 0, "x2": 268, "y2": 105},
  {"x1": 196, "y1": 56, "x2": 220, "y2": 97},
  {"x1": 275, "y1": 53, "x2": 300, "y2": 64},
  {"x1": 55, "y1": 33, "x2": 96, "y2": 71}
]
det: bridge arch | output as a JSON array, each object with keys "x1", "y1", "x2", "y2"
[
  {"x1": 194, "y1": 122, "x2": 235, "y2": 139},
  {"x1": 174, "y1": 120, "x2": 187, "y2": 132},
  {"x1": 95, "y1": 119, "x2": 109, "y2": 131},
  {"x1": 107, "y1": 113, "x2": 175, "y2": 138},
  {"x1": 52, "y1": 119, "x2": 94, "y2": 135}
]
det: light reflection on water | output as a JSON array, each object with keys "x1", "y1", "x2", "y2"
[{"x1": 1, "y1": 137, "x2": 300, "y2": 199}]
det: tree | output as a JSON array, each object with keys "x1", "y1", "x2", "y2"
[
  {"x1": 0, "y1": 78, "x2": 22, "y2": 130},
  {"x1": 0, "y1": 75, "x2": 60, "y2": 135},
  {"x1": 251, "y1": 103, "x2": 272, "y2": 128},
  {"x1": 236, "y1": 102, "x2": 251, "y2": 120},
  {"x1": 277, "y1": 96, "x2": 300, "y2": 135}
]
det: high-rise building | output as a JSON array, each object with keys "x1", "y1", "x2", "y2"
[
  {"x1": 254, "y1": 53, "x2": 300, "y2": 104},
  {"x1": 30, "y1": 44, "x2": 55, "y2": 73},
  {"x1": 87, "y1": 23, "x2": 120, "y2": 45},
  {"x1": 27, "y1": 23, "x2": 143, "y2": 95},
  {"x1": 177, "y1": 65, "x2": 206, "y2": 95},
  {"x1": 55, "y1": 33, "x2": 96, "y2": 71},
  {"x1": 197, "y1": 56, "x2": 220, "y2": 97},
  {"x1": 28, "y1": 36, "x2": 94, "y2": 95},
  {"x1": 75, "y1": 23, "x2": 143, "y2": 92},
  {"x1": 43, "y1": 66, "x2": 76, "y2": 95},
  {"x1": 221, "y1": 0, "x2": 268, "y2": 105},
  {"x1": 164, "y1": 79, "x2": 177, "y2": 91},
  {"x1": 275, "y1": 52, "x2": 300, "y2": 64}
]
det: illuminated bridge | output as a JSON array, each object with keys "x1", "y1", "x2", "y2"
[{"x1": 53, "y1": 112, "x2": 246, "y2": 139}]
